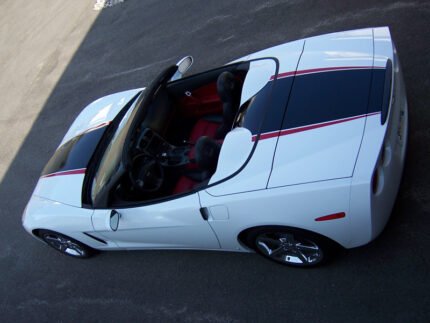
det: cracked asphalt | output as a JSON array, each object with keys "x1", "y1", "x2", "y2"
[{"x1": 1, "y1": 0, "x2": 429, "y2": 322}]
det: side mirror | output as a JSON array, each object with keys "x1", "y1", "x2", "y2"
[
  {"x1": 171, "y1": 56, "x2": 193, "y2": 81},
  {"x1": 109, "y1": 210, "x2": 121, "y2": 231}
]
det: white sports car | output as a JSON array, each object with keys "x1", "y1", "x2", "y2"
[{"x1": 22, "y1": 27, "x2": 407, "y2": 267}]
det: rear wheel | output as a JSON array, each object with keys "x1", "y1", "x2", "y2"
[
  {"x1": 248, "y1": 227, "x2": 333, "y2": 267},
  {"x1": 38, "y1": 230, "x2": 94, "y2": 258}
]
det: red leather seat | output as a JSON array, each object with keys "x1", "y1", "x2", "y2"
[
  {"x1": 188, "y1": 119, "x2": 220, "y2": 161},
  {"x1": 173, "y1": 120, "x2": 221, "y2": 194},
  {"x1": 173, "y1": 136, "x2": 222, "y2": 195},
  {"x1": 189, "y1": 119, "x2": 219, "y2": 143},
  {"x1": 173, "y1": 71, "x2": 240, "y2": 195}
]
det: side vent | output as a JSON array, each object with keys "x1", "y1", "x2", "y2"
[{"x1": 83, "y1": 232, "x2": 107, "y2": 245}]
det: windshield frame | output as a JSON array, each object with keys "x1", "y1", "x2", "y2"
[
  {"x1": 89, "y1": 94, "x2": 143, "y2": 206},
  {"x1": 81, "y1": 92, "x2": 141, "y2": 208}
]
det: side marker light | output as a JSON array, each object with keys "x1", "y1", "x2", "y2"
[{"x1": 315, "y1": 212, "x2": 346, "y2": 222}]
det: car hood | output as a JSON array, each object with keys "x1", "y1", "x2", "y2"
[
  {"x1": 60, "y1": 88, "x2": 142, "y2": 145},
  {"x1": 33, "y1": 88, "x2": 142, "y2": 207}
]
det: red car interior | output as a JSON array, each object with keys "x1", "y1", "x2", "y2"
[{"x1": 173, "y1": 71, "x2": 243, "y2": 194}]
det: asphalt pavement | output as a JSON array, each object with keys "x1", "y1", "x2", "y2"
[{"x1": 0, "y1": 0, "x2": 429, "y2": 322}]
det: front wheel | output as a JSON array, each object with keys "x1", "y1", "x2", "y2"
[
  {"x1": 38, "y1": 230, "x2": 94, "y2": 258},
  {"x1": 249, "y1": 228, "x2": 332, "y2": 267}
]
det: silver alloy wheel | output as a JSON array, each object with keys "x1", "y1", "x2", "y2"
[
  {"x1": 255, "y1": 232, "x2": 323, "y2": 266},
  {"x1": 43, "y1": 233, "x2": 86, "y2": 257}
]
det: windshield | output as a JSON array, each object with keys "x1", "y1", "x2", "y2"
[{"x1": 90, "y1": 95, "x2": 141, "y2": 202}]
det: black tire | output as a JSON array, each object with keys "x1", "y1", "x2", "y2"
[
  {"x1": 246, "y1": 227, "x2": 336, "y2": 267},
  {"x1": 38, "y1": 229, "x2": 94, "y2": 258}
]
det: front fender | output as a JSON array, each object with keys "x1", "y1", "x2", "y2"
[{"x1": 22, "y1": 195, "x2": 101, "y2": 248}]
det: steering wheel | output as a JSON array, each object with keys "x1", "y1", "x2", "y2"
[{"x1": 129, "y1": 154, "x2": 164, "y2": 193}]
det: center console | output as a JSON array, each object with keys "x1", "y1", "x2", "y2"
[{"x1": 136, "y1": 128, "x2": 190, "y2": 167}]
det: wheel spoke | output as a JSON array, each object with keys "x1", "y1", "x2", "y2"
[
  {"x1": 65, "y1": 247, "x2": 83, "y2": 256},
  {"x1": 258, "y1": 236, "x2": 282, "y2": 248},
  {"x1": 294, "y1": 249, "x2": 309, "y2": 264},
  {"x1": 255, "y1": 231, "x2": 324, "y2": 266},
  {"x1": 257, "y1": 241, "x2": 271, "y2": 255},
  {"x1": 41, "y1": 231, "x2": 88, "y2": 258},
  {"x1": 44, "y1": 236, "x2": 60, "y2": 243},
  {"x1": 270, "y1": 246, "x2": 285, "y2": 258},
  {"x1": 295, "y1": 243, "x2": 319, "y2": 251},
  {"x1": 45, "y1": 236, "x2": 62, "y2": 249},
  {"x1": 284, "y1": 234, "x2": 296, "y2": 244},
  {"x1": 256, "y1": 234, "x2": 284, "y2": 256},
  {"x1": 68, "y1": 242, "x2": 84, "y2": 256},
  {"x1": 295, "y1": 242, "x2": 321, "y2": 263}
]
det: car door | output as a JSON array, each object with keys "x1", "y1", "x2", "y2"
[{"x1": 91, "y1": 192, "x2": 220, "y2": 249}]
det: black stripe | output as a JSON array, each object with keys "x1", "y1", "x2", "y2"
[
  {"x1": 240, "y1": 77, "x2": 294, "y2": 135},
  {"x1": 239, "y1": 68, "x2": 387, "y2": 137},
  {"x1": 42, "y1": 126, "x2": 108, "y2": 176},
  {"x1": 368, "y1": 68, "x2": 388, "y2": 115},
  {"x1": 282, "y1": 69, "x2": 376, "y2": 130}
]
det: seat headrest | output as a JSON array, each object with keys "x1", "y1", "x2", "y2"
[
  {"x1": 217, "y1": 71, "x2": 238, "y2": 103},
  {"x1": 195, "y1": 136, "x2": 221, "y2": 173}
]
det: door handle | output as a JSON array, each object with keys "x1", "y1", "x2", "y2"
[{"x1": 200, "y1": 207, "x2": 209, "y2": 221}]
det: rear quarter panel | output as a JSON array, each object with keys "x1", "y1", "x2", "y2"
[{"x1": 200, "y1": 178, "x2": 352, "y2": 251}]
